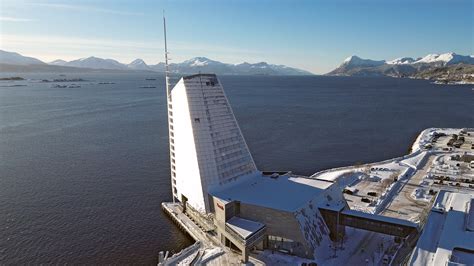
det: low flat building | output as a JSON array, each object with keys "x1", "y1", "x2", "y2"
[
  {"x1": 210, "y1": 172, "x2": 346, "y2": 261},
  {"x1": 409, "y1": 190, "x2": 474, "y2": 265}
]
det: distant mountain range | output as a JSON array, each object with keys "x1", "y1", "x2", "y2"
[
  {"x1": 0, "y1": 50, "x2": 313, "y2": 76},
  {"x1": 327, "y1": 52, "x2": 474, "y2": 84},
  {"x1": 0, "y1": 50, "x2": 46, "y2": 66}
]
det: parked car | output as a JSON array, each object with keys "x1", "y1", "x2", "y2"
[{"x1": 361, "y1": 197, "x2": 371, "y2": 203}]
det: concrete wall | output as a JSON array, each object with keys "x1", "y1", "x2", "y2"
[
  {"x1": 212, "y1": 197, "x2": 230, "y2": 230},
  {"x1": 238, "y1": 202, "x2": 314, "y2": 258}
]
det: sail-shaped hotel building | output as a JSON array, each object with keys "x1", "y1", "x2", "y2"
[{"x1": 168, "y1": 74, "x2": 258, "y2": 213}]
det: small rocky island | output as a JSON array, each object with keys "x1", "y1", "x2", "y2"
[
  {"x1": 0, "y1": 77, "x2": 25, "y2": 81},
  {"x1": 40, "y1": 78, "x2": 86, "y2": 82}
]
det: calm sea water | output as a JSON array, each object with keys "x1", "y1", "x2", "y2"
[{"x1": 0, "y1": 73, "x2": 472, "y2": 264}]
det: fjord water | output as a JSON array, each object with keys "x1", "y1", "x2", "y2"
[{"x1": 0, "y1": 73, "x2": 473, "y2": 263}]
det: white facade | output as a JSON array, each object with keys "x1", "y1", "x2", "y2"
[{"x1": 168, "y1": 74, "x2": 258, "y2": 213}]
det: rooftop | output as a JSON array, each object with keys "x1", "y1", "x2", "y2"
[
  {"x1": 182, "y1": 73, "x2": 217, "y2": 80},
  {"x1": 410, "y1": 190, "x2": 474, "y2": 265},
  {"x1": 211, "y1": 173, "x2": 333, "y2": 212},
  {"x1": 226, "y1": 216, "x2": 265, "y2": 240}
]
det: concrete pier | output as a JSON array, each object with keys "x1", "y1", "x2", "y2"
[
  {"x1": 161, "y1": 202, "x2": 202, "y2": 241},
  {"x1": 160, "y1": 202, "x2": 253, "y2": 265}
]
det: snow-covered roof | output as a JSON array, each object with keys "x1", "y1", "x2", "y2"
[
  {"x1": 226, "y1": 216, "x2": 265, "y2": 239},
  {"x1": 211, "y1": 173, "x2": 334, "y2": 212},
  {"x1": 410, "y1": 191, "x2": 474, "y2": 265}
]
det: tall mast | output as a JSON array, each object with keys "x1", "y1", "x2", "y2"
[{"x1": 163, "y1": 11, "x2": 170, "y2": 99}]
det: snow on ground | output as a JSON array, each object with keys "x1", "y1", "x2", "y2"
[
  {"x1": 412, "y1": 128, "x2": 461, "y2": 152},
  {"x1": 321, "y1": 227, "x2": 399, "y2": 266},
  {"x1": 256, "y1": 250, "x2": 314, "y2": 265},
  {"x1": 344, "y1": 162, "x2": 411, "y2": 214},
  {"x1": 400, "y1": 151, "x2": 428, "y2": 170},
  {"x1": 323, "y1": 128, "x2": 469, "y2": 216},
  {"x1": 411, "y1": 128, "x2": 435, "y2": 152},
  {"x1": 195, "y1": 247, "x2": 225, "y2": 264},
  {"x1": 312, "y1": 168, "x2": 355, "y2": 182},
  {"x1": 429, "y1": 154, "x2": 474, "y2": 180},
  {"x1": 177, "y1": 250, "x2": 199, "y2": 266},
  {"x1": 411, "y1": 185, "x2": 432, "y2": 202}
]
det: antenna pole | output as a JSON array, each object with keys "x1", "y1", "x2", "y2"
[{"x1": 163, "y1": 11, "x2": 170, "y2": 99}]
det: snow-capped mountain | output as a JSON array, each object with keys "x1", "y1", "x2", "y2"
[
  {"x1": 63, "y1": 56, "x2": 128, "y2": 70},
  {"x1": 329, "y1": 53, "x2": 474, "y2": 75},
  {"x1": 327, "y1": 52, "x2": 474, "y2": 77},
  {"x1": 0, "y1": 50, "x2": 313, "y2": 75},
  {"x1": 414, "y1": 53, "x2": 474, "y2": 65},
  {"x1": 327, "y1": 52, "x2": 474, "y2": 83},
  {"x1": 233, "y1": 61, "x2": 312, "y2": 75},
  {"x1": 150, "y1": 57, "x2": 312, "y2": 75},
  {"x1": 341, "y1": 55, "x2": 385, "y2": 68},
  {"x1": 182, "y1": 57, "x2": 222, "y2": 67},
  {"x1": 0, "y1": 50, "x2": 46, "y2": 65},
  {"x1": 49, "y1": 59, "x2": 68, "y2": 66},
  {"x1": 327, "y1": 55, "x2": 386, "y2": 75},
  {"x1": 127, "y1": 59, "x2": 151, "y2": 70},
  {"x1": 386, "y1": 57, "x2": 415, "y2": 65},
  {"x1": 170, "y1": 57, "x2": 234, "y2": 74}
]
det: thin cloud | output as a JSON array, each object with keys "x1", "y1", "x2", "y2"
[
  {"x1": 29, "y1": 3, "x2": 144, "y2": 16},
  {"x1": 0, "y1": 16, "x2": 35, "y2": 22},
  {"x1": 2, "y1": 34, "x2": 160, "y2": 51},
  {"x1": 2, "y1": 34, "x2": 261, "y2": 62}
]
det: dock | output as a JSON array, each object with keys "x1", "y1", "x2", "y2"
[
  {"x1": 161, "y1": 202, "x2": 215, "y2": 243},
  {"x1": 160, "y1": 202, "x2": 254, "y2": 265}
]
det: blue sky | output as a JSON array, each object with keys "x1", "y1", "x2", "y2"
[{"x1": 0, "y1": 0, "x2": 472, "y2": 73}]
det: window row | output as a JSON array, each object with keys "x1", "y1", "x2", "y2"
[
  {"x1": 219, "y1": 163, "x2": 253, "y2": 177},
  {"x1": 217, "y1": 157, "x2": 251, "y2": 171},
  {"x1": 212, "y1": 136, "x2": 240, "y2": 146},
  {"x1": 218, "y1": 166, "x2": 254, "y2": 180},
  {"x1": 216, "y1": 143, "x2": 245, "y2": 153}
]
